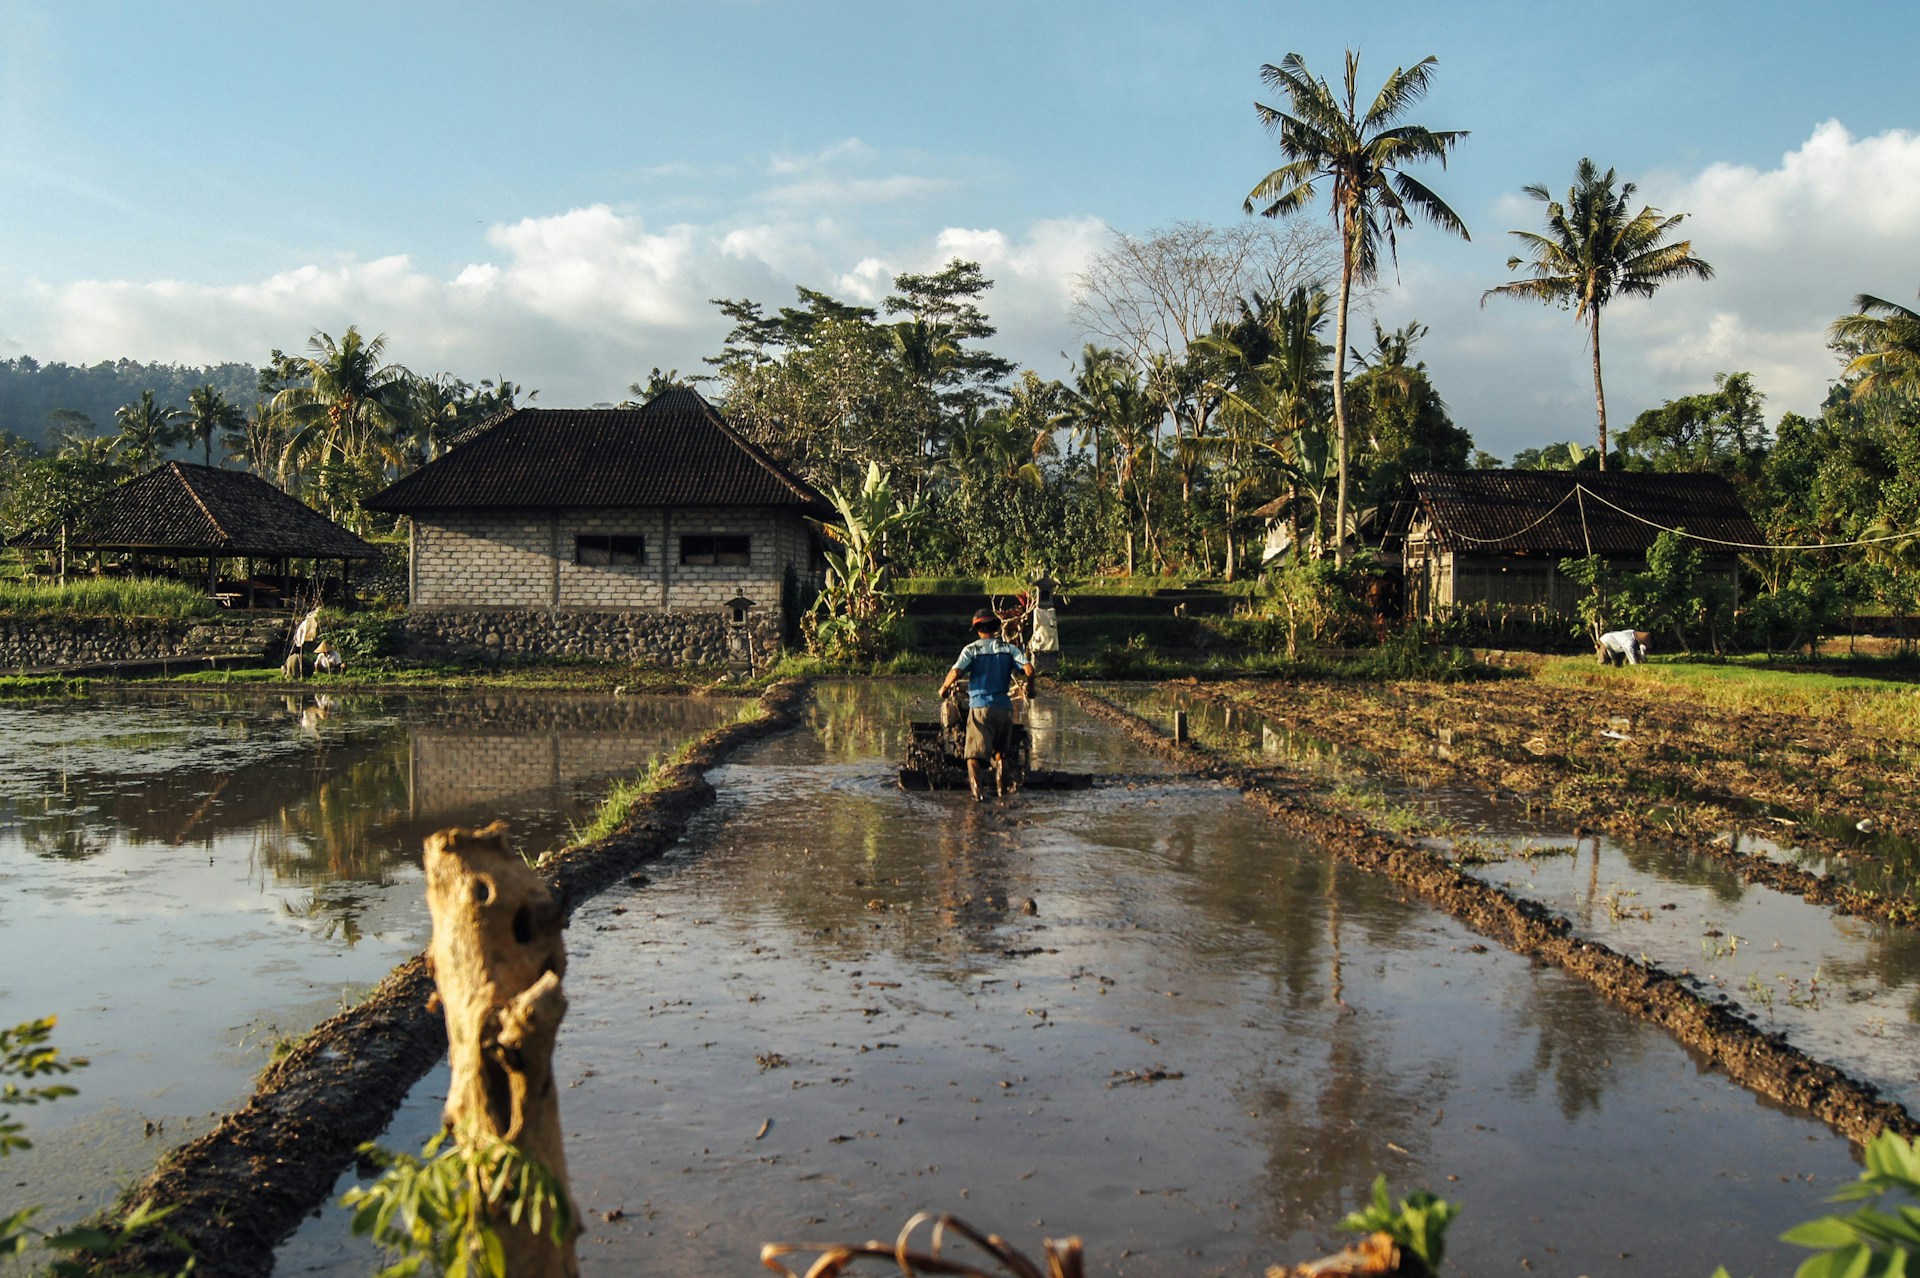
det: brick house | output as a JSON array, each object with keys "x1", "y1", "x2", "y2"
[{"x1": 363, "y1": 388, "x2": 829, "y2": 664}]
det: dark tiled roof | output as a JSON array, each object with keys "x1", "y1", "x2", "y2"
[
  {"x1": 1399, "y1": 469, "x2": 1766, "y2": 555},
  {"x1": 364, "y1": 387, "x2": 830, "y2": 515},
  {"x1": 9, "y1": 463, "x2": 377, "y2": 559}
]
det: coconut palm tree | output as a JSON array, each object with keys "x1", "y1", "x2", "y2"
[
  {"x1": 1483, "y1": 158, "x2": 1714, "y2": 469},
  {"x1": 1245, "y1": 50, "x2": 1468, "y2": 561},
  {"x1": 272, "y1": 327, "x2": 415, "y2": 519},
  {"x1": 1830, "y1": 290, "x2": 1920, "y2": 400},
  {"x1": 113, "y1": 390, "x2": 184, "y2": 471},
  {"x1": 182, "y1": 384, "x2": 245, "y2": 467}
]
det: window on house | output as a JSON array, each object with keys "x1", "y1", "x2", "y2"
[
  {"x1": 575, "y1": 534, "x2": 646, "y2": 566},
  {"x1": 680, "y1": 534, "x2": 751, "y2": 567}
]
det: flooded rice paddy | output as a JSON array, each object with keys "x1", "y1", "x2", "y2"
[
  {"x1": 0, "y1": 687, "x2": 737, "y2": 1232},
  {"x1": 285, "y1": 683, "x2": 1863, "y2": 1277},
  {"x1": 1109, "y1": 685, "x2": 1920, "y2": 1115}
]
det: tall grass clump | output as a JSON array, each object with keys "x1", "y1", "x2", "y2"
[{"x1": 0, "y1": 578, "x2": 216, "y2": 620}]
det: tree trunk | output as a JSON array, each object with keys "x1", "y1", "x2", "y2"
[
  {"x1": 423, "y1": 821, "x2": 579, "y2": 1277},
  {"x1": 1332, "y1": 234, "x2": 1355, "y2": 565},
  {"x1": 1591, "y1": 311, "x2": 1608, "y2": 470}
]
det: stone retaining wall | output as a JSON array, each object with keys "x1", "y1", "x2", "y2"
[
  {"x1": 0, "y1": 617, "x2": 283, "y2": 671},
  {"x1": 397, "y1": 607, "x2": 782, "y2": 666}
]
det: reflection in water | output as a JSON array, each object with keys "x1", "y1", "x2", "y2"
[
  {"x1": 0, "y1": 686, "x2": 737, "y2": 1239},
  {"x1": 288, "y1": 681, "x2": 1867, "y2": 1278}
]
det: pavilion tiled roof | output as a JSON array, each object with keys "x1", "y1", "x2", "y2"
[
  {"x1": 8, "y1": 462, "x2": 377, "y2": 559},
  {"x1": 363, "y1": 387, "x2": 830, "y2": 516},
  {"x1": 1394, "y1": 469, "x2": 1766, "y2": 555}
]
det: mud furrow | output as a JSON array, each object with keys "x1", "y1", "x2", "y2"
[
  {"x1": 1206, "y1": 678, "x2": 1920, "y2": 929},
  {"x1": 1066, "y1": 682, "x2": 1918, "y2": 1148}
]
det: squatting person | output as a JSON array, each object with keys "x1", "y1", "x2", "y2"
[
  {"x1": 937, "y1": 608, "x2": 1035, "y2": 801},
  {"x1": 1597, "y1": 627, "x2": 1651, "y2": 666}
]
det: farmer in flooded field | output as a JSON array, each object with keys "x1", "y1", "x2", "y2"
[{"x1": 938, "y1": 607, "x2": 1035, "y2": 801}]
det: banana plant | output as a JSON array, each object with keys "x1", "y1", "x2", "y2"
[{"x1": 805, "y1": 462, "x2": 921, "y2": 661}]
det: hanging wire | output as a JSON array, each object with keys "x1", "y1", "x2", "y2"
[
  {"x1": 1437, "y1": 486, "x2": 1582, "y2": 547},
  {"x1": 1571, "y1": 484, "x2": 1920, "y2": 552},
  {"x1": 1422, "y1": 478, "x2": 1918, "y2": 553}
]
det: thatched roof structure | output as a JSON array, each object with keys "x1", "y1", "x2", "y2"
[
  {"x1": 8, "y1": 462, "x2": 376, "y2": 560},
  {"x1": 364, "y1": 387, "x2": 828, "y2": 516},
  {"x1": 1388, "y1": 470, "x2": 1765, "y2": 556}
]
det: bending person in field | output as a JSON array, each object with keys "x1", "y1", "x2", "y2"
[
  {"x1": 938, "y1": 608, "x2": 1035, "y2": 801},
  {"x1": 1597, "y1": 628, "x2": 1651, "y2": 666}
]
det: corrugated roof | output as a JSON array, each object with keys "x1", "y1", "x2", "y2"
[
  {"x1": 9, "y1": 462, "x2": 377, "y2": 559},
  {"x1": 1400, "y1": 469, "x2": 1766, "y2": 555},
  {"x1": 364, "y1": 387, "x2": 830, "y2": 515}
]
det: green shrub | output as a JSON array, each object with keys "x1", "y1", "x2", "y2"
[{"x1": 318, "y1": 607, "x2": 399, "y2": 661}]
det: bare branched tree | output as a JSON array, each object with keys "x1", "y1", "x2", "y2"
[{"x1": 1072, "y1": 220, "x2": 1336, "y2": 376}]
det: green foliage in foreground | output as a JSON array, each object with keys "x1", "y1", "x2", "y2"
[
  {"x1": 1713, "y1": 1131, "x2": 1920, "y2": 1277},
  {"x1": 1341, "y1": 1175, "x2": 1459, "y2": 1275},
  {"x1": 2, "y1": 1016, "x2": 191, "y2": 1275},
  {"x1": 0, "y1": 577, "x2": 216, "y2": 619},
  {"x1": 343, "y1": 1131, "x2": 573, "y2": 1278}
]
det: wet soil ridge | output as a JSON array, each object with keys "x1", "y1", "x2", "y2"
[
  {"x1": 93, "y1": 679, "x2": 811, "y2": 1278},
  {"x1": 1203, "y1": 676, "x2": 1920, "y2": 928},
  {"x1": 1064, "y1": 683, "x2": 1920, "y2": 1148}
]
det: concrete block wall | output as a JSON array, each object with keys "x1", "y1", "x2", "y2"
[
  {"x1": 414, "y1": 513, "x2": 552, "y2": 607},
  {"x1": 412, "y1": 507, "x2": 821, "y2": 620}
]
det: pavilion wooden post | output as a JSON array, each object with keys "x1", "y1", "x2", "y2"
[{"x1": 422, "y1": 821, "x2": 579, "y2": 1277}]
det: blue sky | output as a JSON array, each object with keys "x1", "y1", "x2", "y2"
[{"x1": 2, "y1": 0, "x2": 1917, "y2": 458}]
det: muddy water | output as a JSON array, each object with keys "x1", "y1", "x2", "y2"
[
  {"x1": 0, "y1": 688, "x2": 736, "y2": 1233},
  {"x1": 287, "y1": 683, "x2": 1859, "y2": 1277},
  {"x1": 1111, "y1": 683, "x2": 1920, "y2": 1118}
]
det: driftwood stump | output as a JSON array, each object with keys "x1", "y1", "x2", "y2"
[{"x1": 423, "y1": 821, "x2": 579, "y2": 1277}]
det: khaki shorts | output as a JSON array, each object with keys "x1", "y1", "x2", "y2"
[{"x1": 964, "y1": 705, "x2": 1014, "y2": 761}]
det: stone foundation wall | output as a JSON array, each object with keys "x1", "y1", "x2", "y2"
[
  {"x1": 0, "y1": 617, "x2": 284, "y2": 671},
  {"x1": 396, "y1": 607, "x2": 783, "y2": 667}
]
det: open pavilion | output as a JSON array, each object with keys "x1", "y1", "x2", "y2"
[{"x1": 7, "y1": 461, "x2": 377, "y2": 607}]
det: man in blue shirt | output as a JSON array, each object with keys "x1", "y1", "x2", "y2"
[{"x1": 937, "y1": 608, "x2": 1035, "y2": 800}]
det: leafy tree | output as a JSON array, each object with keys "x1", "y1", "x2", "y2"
[
  {"x1": 1346, "y1": 319, "x2": 1471, "y2": 510},
  {"x1": 1246, "y1": 50, "x2": 1469, "y2": 561},
  {"x1": 1511, "y1": 441, "x2": 1597, "y2": 471},
  {"x1": 1830, "y1": 289, "x2": 1920, "y2": 400},
  {"x1": 111, "y1": 391, "x2": 183, "y2": 471},
  {"x1": 1620, "y1": 371, "x2": 1768, "y2": 479},
  {"x1": 181, "y1": 384, "x2": 245, "y2": 467},
  {"x1": 1484, "y1": 158, "x2": 1713, "y2": 469}
]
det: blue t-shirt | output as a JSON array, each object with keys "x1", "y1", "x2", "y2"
[{"x1": 953, "y1": 637, "x2": 1030, "y2": 709}]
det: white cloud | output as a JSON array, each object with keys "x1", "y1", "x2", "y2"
[
  {"x1": 1412, "y1": 121, "x2": 1920, "y2": 460},
  {"x1": 2, "y1": 204, "x2": 1108, "y2": 402}
]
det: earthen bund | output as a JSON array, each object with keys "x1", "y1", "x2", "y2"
[{"x1": 95, "y1": 679, "x2": 811, "y2": 1278}]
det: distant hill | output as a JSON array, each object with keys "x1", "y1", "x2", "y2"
[{"x1": 0, "y1": 357, "x2": 262, "y2": 450}]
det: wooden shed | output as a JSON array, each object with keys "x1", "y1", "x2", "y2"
[{"x1": 1386, "y1": 470, "x2": 1766, "y2": 619}]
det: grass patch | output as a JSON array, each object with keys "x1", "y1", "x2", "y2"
[
  {"x1": 1536, "y1": 655, "x2": 1920, "y2": 742},
  {"x1": 0, "y1": 674, "x2": 89, "y2": 698},
  {"x1": 561, "y1": 699, "x2": 760, "y2": 849},
  {"x1": 0, "y1": 578, "x2": 216, "y2": 620}
]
